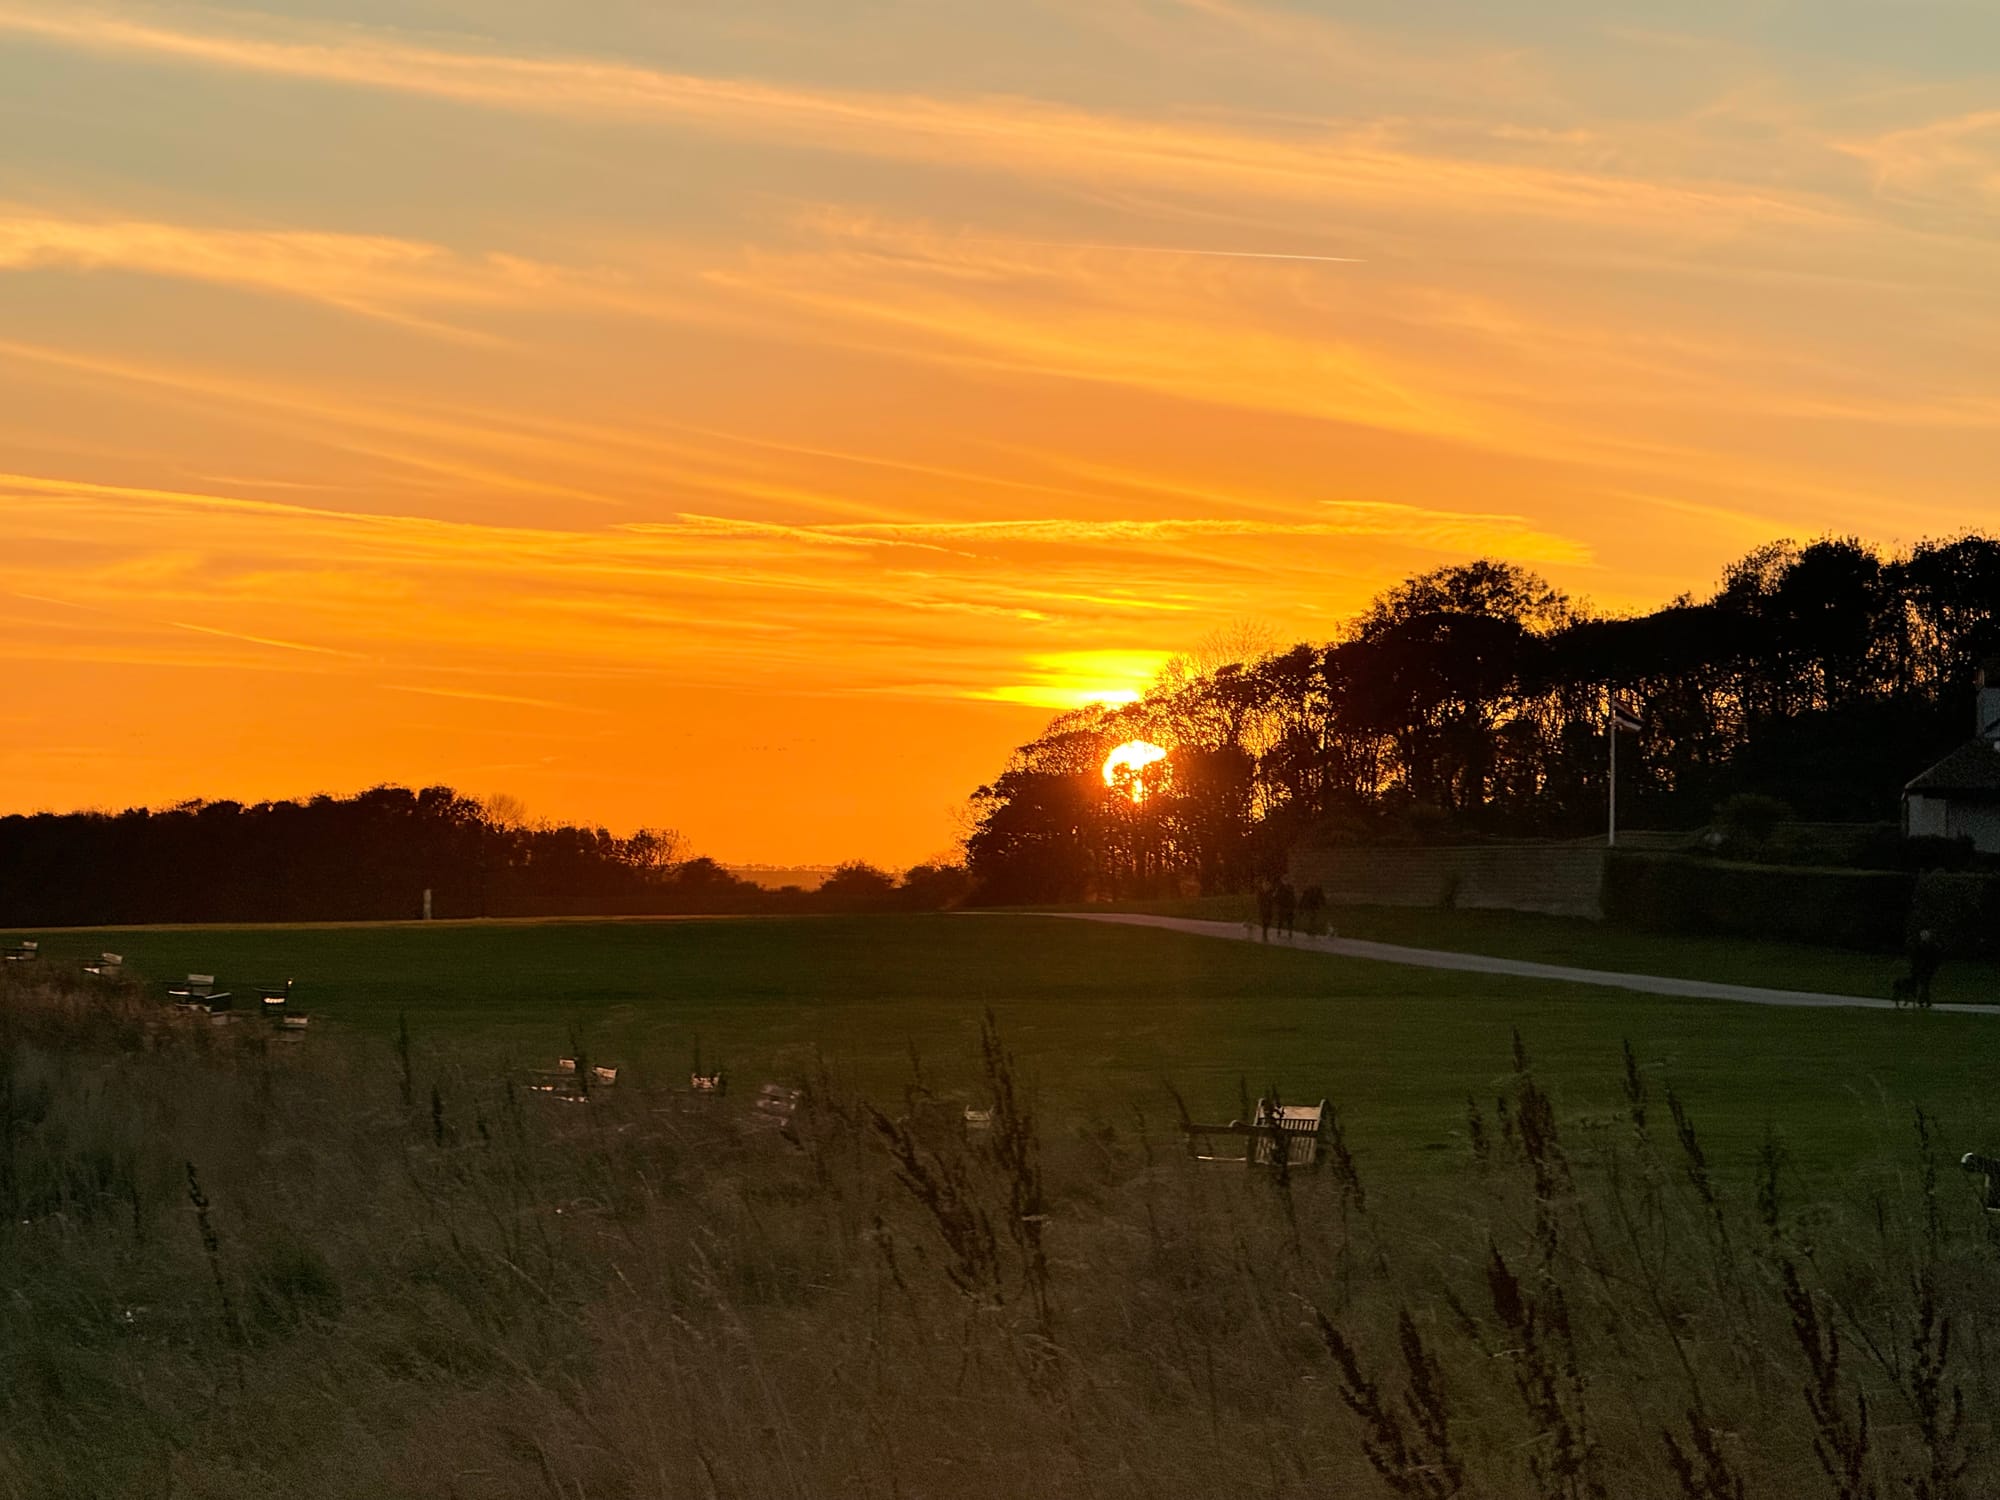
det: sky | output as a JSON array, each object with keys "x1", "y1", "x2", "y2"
[{"x1": 4, "y1": 0, "x2": 1999, "y2": 865}]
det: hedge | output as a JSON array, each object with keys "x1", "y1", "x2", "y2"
[{"x1": 1603, "y1": 852, "x2": 1919, "y2": 952}]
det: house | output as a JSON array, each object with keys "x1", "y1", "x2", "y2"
[{"x1": 1904, "y1": 662, "x2": 2000, "y2": 853}]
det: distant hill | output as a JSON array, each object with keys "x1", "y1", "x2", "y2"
[{"x1": 726, "y1": 865, "x2": 836, "y2": 891}]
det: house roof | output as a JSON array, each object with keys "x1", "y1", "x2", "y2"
[{"x1": 1906, "y1": 738, "x2": 2000, "y2": 797}]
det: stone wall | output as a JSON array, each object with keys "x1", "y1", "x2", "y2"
[{"x1": 1286, "y1": 844, "x2": 1610, "y2": 920}]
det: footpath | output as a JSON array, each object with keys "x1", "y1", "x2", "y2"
[{"x1": 1028, "y1": 911, "x2": 1990, "y2": 1016}]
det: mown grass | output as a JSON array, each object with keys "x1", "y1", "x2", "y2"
[
  {"x1": 7, "y1": 954, "x2": 2000, "y2": 1499},
  {"x1": 11, "y1": 912, "x2": 2000, "y2": 1184},
  {"x1": 1096, "y1": 894, "x2": 2000, "y2": 1007}
]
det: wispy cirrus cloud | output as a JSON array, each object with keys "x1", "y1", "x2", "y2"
[
  {"x1": 0, "y1": 210, "x2": 531, "y2": 327},
  {"x1": 0, "y1": 206, "x2": 715, "y2": 339},
  {"x1": 0, "y1": 6, "x2": 1851, "y2": 233},
  {"x1": 1838, "y1": 109, "x2": 2000, "y2": 208},
  {"x1": 8, "y1": 0, "x2": 2000, "y2": 860},
  {"x1": 0, "y1": 466, "x2": 1588, "y2": 698},
  {"x1": 652, "y1": 502, "x2": 1592, "y2": 565}
]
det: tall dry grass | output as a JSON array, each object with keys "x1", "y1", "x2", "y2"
[{"x1": 2, "y1": 966, "x2": 1998, "y2": 1498}]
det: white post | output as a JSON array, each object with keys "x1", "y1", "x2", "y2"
[{"x1": 1607, "y1": 719, "x2": 1618, "y2": 849}]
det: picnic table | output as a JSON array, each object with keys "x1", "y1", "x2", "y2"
[{"x1": 3, "y1": 940, "x2": 38, "y2": 964}]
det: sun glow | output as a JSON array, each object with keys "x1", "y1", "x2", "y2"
[{"x1": 1102, "y1": 739, "x2": 1168, "y2": 802}]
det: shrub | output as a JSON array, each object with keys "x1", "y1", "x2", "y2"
[
  {"x1": 1605, "y1": 851, "x2": 1918, "y2": 951},
  {"x1": 1714, "y1": 793, "x2": 1792, "y2": 845},
  {"x1": 1908, "y1": 871, "x2": 2000, "y2": 958},
  {"x1": 1901, "y1": 835, "x2": 1981, "y2": 873}
]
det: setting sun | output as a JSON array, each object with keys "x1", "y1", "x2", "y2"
[{"x1": 1102, "y1": 740, "x2": 1168, "y2": 803}]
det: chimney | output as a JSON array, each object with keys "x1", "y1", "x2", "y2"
[{"x1": 1980, "y1": 659, "x2": 2000, "y2": 742}]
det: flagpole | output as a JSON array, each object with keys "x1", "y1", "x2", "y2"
[{"x1": 1608, "y1": 716, "x2": 1617, "y2": 849}]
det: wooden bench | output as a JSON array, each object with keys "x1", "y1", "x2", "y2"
[
  {"x1": 82, "y1": 952, "x2": 123, "y2": 977},
  {"x1": 528, "y1": 1064, "x2": 584, "y2": 1100},
  {"x1": 167, "y1": 974, "x2": 233, "y2": 1013},
  {"x1": 527, "y1": 1058, "x2": 617, "y2": 1101},
  {"x1": 3, "y1": 940, "x2": 38, "y2": 964},
  {"x1": 749, "y1": 1083, "x2": 802, "y2": 1139},
  {"x1": 1181, "y1": 1098, "x2": 1327, "y2": 1169},
  {"x1": 1252, "y1": 1099, "x2": 1326, "y2": 1168},
  {"x1": 1963, "y1": 1152, "x2": 2000, "y2": 1212}
]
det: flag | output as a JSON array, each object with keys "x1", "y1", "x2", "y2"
[{"x1": 1609, "y1": 697, "x2": 1643, "y2": 734}]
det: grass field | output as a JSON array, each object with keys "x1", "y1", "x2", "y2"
[
  {"x1": 16, "y1": 909, "x2": 2000, "y2": 1183},
  {"x1": 1098, "y1": 893, "x2": 2000, "y2": 1005},
  {"x1": 12, "y1": 911, "x2": 2000, "y2": 1496}
]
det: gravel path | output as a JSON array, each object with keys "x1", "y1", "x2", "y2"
[{"x1": 1024, "y1": 911, "x2": 1987, "y2": 1015}]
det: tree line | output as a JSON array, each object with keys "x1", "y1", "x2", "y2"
[
  {"x1": 966, "y1": 533, "x2": 2000, "y2": 903},
  {"x1": 0, "y1": 785, "x2": 969, "y2": 926}
]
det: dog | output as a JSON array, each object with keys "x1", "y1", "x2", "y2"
[{"x1": 1891, "y1": 976, "x2": 1919, "y2": 1010}]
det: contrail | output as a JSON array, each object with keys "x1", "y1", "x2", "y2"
[{"x1": 998, "y1": 239, "x2": 1365, "y2": 264}]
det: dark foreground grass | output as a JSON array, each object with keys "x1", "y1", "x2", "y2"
[
  {"x1": 7, "y1": 959, "x2": 2000, "y2": 1498},
  {"x1": 13, "y1": 913, "x2": 2000, "y2": 1184}
]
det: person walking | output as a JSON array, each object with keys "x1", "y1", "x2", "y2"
[
  {"x1": 1909, "y1": 927, "x2": 1944, "y2": 1009},
  {"x1": 1255, "y1": 881, "x2": 1274, "y2": 943},
  {"x1": 1275, "y1": 879, "x2": 1297, "y2": 940},
  {"x1": 1299, "y1": 884, "x2": 1326, "y2": 937}
]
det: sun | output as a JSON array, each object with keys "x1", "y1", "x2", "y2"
[{"x1": 1102, "y1": 740, "x2": 1168, "y2": 803}]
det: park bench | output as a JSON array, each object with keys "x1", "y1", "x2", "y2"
[
  {"x1": 1180, "y1": 1098, "x2": 1327, "y2": 1169},
  {"x1": 527, "y1": 1058, "x2": 616, "y2": 1101},
  {"x1": 1962, "y1": 1152, "x2": 2000, "y2": 1212},
  {"x1": 167, "y1": 974, "x2": 233, "y2": 1013},
  {"x1": 3, "y1": 940, "x2": 38, "y2": 963},
  {"x1": 1251, "y1": 1099, "x2": 1326, "y2": 1168},
  {"x1": 82, "y1": 952, "x2": 123, "y2": 977},
  {"x1": 527, "y1": 1064, "x2": 583, "y2": 1099},
  {"x1": 749, "y1": 1083, "x2": 802, "y2": 1139}
]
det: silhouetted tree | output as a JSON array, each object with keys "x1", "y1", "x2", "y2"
[{"x1": 966, "y1": 533, "x2": 2000, "y2": 902}]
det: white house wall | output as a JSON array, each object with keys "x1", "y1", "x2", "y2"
[
  {"x1": 1946, "y1": 802, "x2": 2000, "y2": 853},
  {"x1": 1908, "y1": 795, "x2": 1950, "y2": 839}
]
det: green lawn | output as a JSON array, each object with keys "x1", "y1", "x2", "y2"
[
  {"x1": 1097, "y1": 894, "x2": 2000, "y2": 1006},
  {"x1": 18, "y1": 912, "x2": 2000, "y2": 1188}
]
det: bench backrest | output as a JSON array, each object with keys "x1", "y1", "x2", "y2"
[
  {"x1": 1252, "y1": 1099, "x2": 1327, "y2": 1166},
  {"x1": 753, "y1": 1084, "x2": 801, "y2": 1129}
]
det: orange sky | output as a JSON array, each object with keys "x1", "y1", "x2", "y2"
[{"x1": 5, "y1": 0, "x2": 1999, "y2": 864}]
